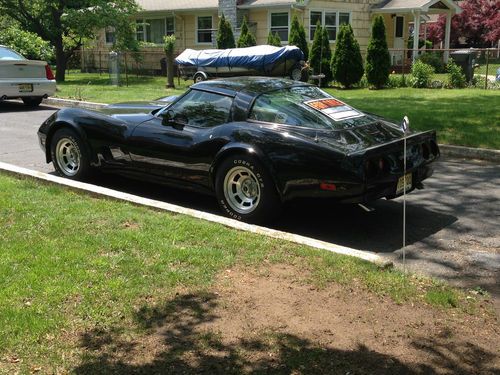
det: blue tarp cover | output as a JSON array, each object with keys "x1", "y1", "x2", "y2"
[{"x1": 175, "y1": 45, "x2": 304, "y2": 68}]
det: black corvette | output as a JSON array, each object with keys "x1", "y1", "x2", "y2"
[{"x1": 38, "y1": 77, "x2": 439, "y2": 223}]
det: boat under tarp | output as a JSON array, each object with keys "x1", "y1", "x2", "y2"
[{"x1": 175, "y1": 45, "x2": 306, "y2": 82}]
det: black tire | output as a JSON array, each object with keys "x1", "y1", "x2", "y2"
[
  {"x1": 193, "y1": 72, "x2": 206, "y2": 83},
  {"x1": 50, "y1": 128, "x2": 91, "y2": 181},
  {"x1": 22, "y1": 97, "x2": 43, "y2": 107},
  {"x1": 215, "y1": 154, "x2": 281, "y2": 223}
]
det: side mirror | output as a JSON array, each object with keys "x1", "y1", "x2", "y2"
[
  {"x1": 162, "y1": 110, "x2": 187, "y2": 130},
  {"x1": 401, "y1": 115, "x2": 410, "y2": 133}
]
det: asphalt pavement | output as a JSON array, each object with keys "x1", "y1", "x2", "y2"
[{"x1": 1, "y1": 100, "x2": 499, "y2": 311}]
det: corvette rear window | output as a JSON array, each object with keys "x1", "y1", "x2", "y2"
[
  {"x1": 0, "y1": 47, "x2": 25, "y2": 60},
  {"x1": 249, "y1": 87, "x2": 372, "y2": 130}
]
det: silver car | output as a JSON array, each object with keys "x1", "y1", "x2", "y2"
[{"x1": 0, "y1": 45, "x2": 56, "y2": 107}]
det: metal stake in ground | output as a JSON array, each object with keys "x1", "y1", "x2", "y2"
[{"x1": 401, "y1": 116, "x2": 410, "y2": 272}]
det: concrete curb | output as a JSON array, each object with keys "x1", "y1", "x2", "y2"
[
  {"x1": 43, "y1": 97, "x2": 106, "y2": 110},
  {"x1": 439, "y1": 144, "x2": 500, "y2": 163},
  {"x1": 0, "y1": 161, "x2": 391, "y2": 267}
]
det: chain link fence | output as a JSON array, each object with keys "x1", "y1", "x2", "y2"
[{"x1": 69, "y1": 47, "x2": 500, "y2": 88}]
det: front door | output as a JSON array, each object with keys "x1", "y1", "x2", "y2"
[
  {"x1": 393, "y1": 15, "x2": 405, "y2": 65},
  {"x1": 127, "y1": 89, "x2": 234, "y2": 188}
]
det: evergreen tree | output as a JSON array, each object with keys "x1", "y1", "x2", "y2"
[
  {"x1": 289, "y1": 14, "x2": 309, "y2": 60},
  {"x1": 331, "y1": 24, "x2": 363, "y2": 88},
  {"x1": 267, "y1": 31, "x2": 282, "y2": 47},
  {"x1": 365, "y1": 15, "x2": 391, "y2": 89},
  {"x1": 310, "y1": 22, "x2": 333, "y2": 87},
  {"x1": 217, "y1": 13, "x2": 236, "y2": 49},
  {"x1": 237, "y1": 17, "x2": 256, "y2": 48}
]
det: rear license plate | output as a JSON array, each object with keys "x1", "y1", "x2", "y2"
[
  {"x1": 396, "y1": 173, "x2": 412, "y2": 195},
  {"x1": 18, "y1": 84, "x2": 33, "y2": 93}
]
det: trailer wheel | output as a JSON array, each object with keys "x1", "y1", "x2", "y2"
[
  {"x1": 193, "y1": 72, "x2": 206, "y2": 83},
  {"x1": 290, "y1": 66, "x2": 303, "y2": 81}
]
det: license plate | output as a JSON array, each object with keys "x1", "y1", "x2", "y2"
[
  {"x1": 18, "y1": 84, "x2": 33, "y2": 93},
  {"x1": 396, "y1": 173, "x2": 412, "y2": 195}
]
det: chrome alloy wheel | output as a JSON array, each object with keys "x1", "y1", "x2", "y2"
[
  {"x1": 223, "y1": 166, "x2": 261, "y2": 214},
  {"x1": 55, "y1": 137, "x2": 81, "y2": 176}
]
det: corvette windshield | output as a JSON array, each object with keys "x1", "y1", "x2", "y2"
[{"x1": 249, "y1": 86, "x2": 372, "y2": 130}]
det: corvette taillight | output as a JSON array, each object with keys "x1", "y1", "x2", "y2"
[{"x1": 45, "y1": 65, "x2": 55, "y2": 80}]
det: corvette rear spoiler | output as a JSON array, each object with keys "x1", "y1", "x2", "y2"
[{"x1": 346, "y1": 130, "x2": 438, "y2": 158}]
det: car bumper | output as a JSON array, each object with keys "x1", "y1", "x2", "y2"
[
  {"x1": 0, "y1": 79, "x2": 56, "y2": 99},
  {"x1": 282, "y1": 163, "x2": 434, "y2": 203}
]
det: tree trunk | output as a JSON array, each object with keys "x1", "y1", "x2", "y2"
[
  {"x1": 54, "y1": 40, "x2": 67, "y2": 82},
  {"x1": 166, "y1": 51, "x2": 175, "y2": 89}
]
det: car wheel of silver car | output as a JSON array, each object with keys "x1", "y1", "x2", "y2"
[
  {"x1": 215, "y1": 154, "x2": 281, "y2": 223},
  {"x1": 50, "y1": 128, "x2": 91, "y2": 181},
  {"x1": 22, "y1": 97, "x2": 43, "y2": 107}
]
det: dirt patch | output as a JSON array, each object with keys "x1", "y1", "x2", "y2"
[{"x1": 74, "y1": 264, "x2": 499, "y2": 374}]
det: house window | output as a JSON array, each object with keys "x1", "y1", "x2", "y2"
[
  {"x1": 395, "y1": 16, "x2": 404, "y2": 38},
  {"x1": 105, "y1": 27, "x2": 116, "y2": 44},
  {"x1": 270, "y1": 12, "x2": 289, "y2": 42},
  {"x1": 309, "y1": 10, "x2": 351, "y2": 41},
  {"x1": 135, "y1": 17, "x2": 175, "y2": 44},
  {"x1": 197, "y1": 16, "x2": 213, "y2": 44}
]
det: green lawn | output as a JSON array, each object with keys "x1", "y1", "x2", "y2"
[
  {"x1": 475, "y1": 63, "x2": 500, "y2": 76},
  {"x1": 326, "y1": 87, "x2": 500, "y2": 150},
  {"x1": 55, "y1": 71, "x2": 187, "y2": 103},
  {"x1": 0, "y1": 173, "x2": 475, "y2": 373},
  {"x1": 54, "y1": 72, "x2": 500, "y2": 149}
]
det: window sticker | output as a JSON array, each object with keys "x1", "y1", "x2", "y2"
[{"x1": 304, "y1": 98, "x2": 364, "y2": 121}]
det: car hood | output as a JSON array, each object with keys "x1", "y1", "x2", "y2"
[{"x1": 100, "y1": 101, "x2": 167, "y2": 115}]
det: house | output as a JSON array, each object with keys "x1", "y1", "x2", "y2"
[{"x1": 90, "y1": 0, "x2": 461, "y2": 72}]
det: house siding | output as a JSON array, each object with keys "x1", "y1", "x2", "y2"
[{"x1": 84, "y1": 0, "x2": 414, "y2": 73}]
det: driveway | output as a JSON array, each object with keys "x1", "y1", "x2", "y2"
[{"x1": 1, "y1": 100, "x2": 499, "y2": 311}]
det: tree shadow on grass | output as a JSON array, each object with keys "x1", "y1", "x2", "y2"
[{"x1": 74, "y1": 292, "x2": 499, "y2": 375}]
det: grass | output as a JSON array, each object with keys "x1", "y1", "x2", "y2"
[
  {"x1": 326, "y1": 87, "x2": 500, "y2": 149},
  {"x1": 55, "y1": 70, "x2": 187, "y2": 103},
  {"x1": 54, "y1": 71, "x2": 499, "y2": 149},
  {"x1": 475, "y1": 63, "x2": 500, "y2": 76},
  {"x1": 0, "y1": 172, "x2": 476, "y2": 372}
]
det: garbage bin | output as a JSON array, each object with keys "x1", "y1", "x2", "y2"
[
  {"x1": 109, "y1": 51, "x2": 121, "y2": 86},
  {"x1": 160, "y1": 57, "x2": 167, "y2": 76},
  {"x1": 449, "y1": 50, "x2": 475, "y2": 82}
]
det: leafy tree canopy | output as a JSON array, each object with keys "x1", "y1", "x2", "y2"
[
  {"x1": 427, "y1": 0, "x2": 499, "y2": 47},
  {"x1": 0, "y1": 0, "x2": 140, "y2": 81}
]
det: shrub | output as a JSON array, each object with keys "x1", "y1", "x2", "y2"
[
  {"x1": 267, "y1": 31, "x2": 282, "y2": 47},
  {"x1": 237, "y1": 17, "x2": 256, "y2": 48},
  {"x1": 289, "y1": 14, "x2": 309, "y2": 60},
  {"x1": 410, "y1": 60, "x2": 434, "y2": 88},
  {"x1": 216, "y1": 14, "x2": 236, "y2": 49},
  {"x1": 0, "y1": 25, "x2": 54, "y2": 62},
  {"x1": 309, "y1": 21, "x2": 332, "y2": 86},
  {"x1": 365, "y1": 16, "x2": 391, "y2": 89},
  {"x1": 447, "y1": 59, "x2": 467, "y2": 88},
  {"x1": 387, "y1": 74, "x2": 408, "y2": 88},
  {"x1": 331, "y1": 24, "x2": 363, "y2": 88},
  {"x1": 418, "y1": 52, "x2": 446, "y2": 73}
]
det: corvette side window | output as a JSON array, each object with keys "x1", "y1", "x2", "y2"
[{"x1": 169, "y1": 90, "x2": 232, "y2": 128}]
